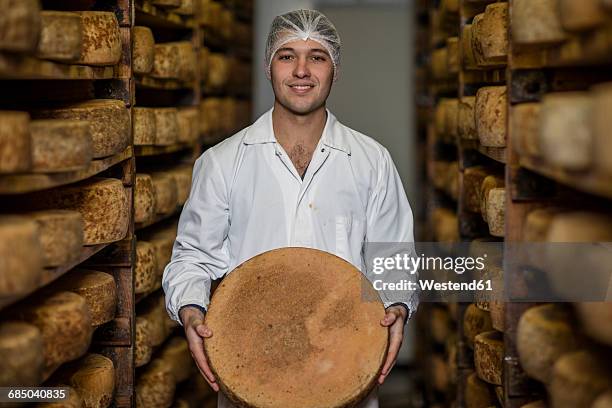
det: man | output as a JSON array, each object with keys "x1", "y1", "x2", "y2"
[{"x1": 162, "y1": 9, "x2": 417, "y2": 408}]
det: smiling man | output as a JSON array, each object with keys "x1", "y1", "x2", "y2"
[{"x1": 162, "y1": 9, "x2": 417, "y2": 408}]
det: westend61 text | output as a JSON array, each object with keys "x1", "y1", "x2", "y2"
[{"x1": 373, "y1": 279, "x2": 493, "y2": 291}]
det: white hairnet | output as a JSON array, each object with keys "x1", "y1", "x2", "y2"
[{"x1": 265, "y1": 9, "x2": 341, "y2": 81}]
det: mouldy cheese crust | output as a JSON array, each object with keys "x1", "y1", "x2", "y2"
[{"x1": 204, "y1": 247, "x2": 388, "y2": 408}]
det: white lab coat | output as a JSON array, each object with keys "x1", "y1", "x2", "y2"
[{"x1": 162, "y1": 107, "x2": 417, "y2": 408}]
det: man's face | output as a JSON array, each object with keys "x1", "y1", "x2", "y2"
[{"x1": 270, "y1": 38, "x2": 334, "y2": 115}]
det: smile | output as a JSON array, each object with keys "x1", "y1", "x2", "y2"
[{"x1": 289, "y1": 84, "x2": 315, "y2": 93}]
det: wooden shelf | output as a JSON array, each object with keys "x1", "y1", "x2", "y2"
[
  {"x1": 135, "y1": 0, "x2": 195, "y2": 30},
  {"x1": 136, "y1": 75, "x2": 195, "y2": 90},
  {"x1": 0, "y1": 53, "x2": 116, "y2": 80},
  {"x1": 478, "y1": 145, "x2": 507, "y2": 164},
  {"x1": 0, "y1": 242, "x2": 111, "y2": 311},
  {"x1": 0, "y1": 147, "x2": 133, "y2": 195},
  {"x1": 135, "y1": 206, "x2": 181, "y2": 230},
  {"x1": 461, "y1": 68, "x2": 506, "y2": 86},
  {"x1": 135, "y1": 143, "x2": 195, "y2": 157},
  {"x1": 519, "y1": 155, "x2": 612, "y2": 200}
]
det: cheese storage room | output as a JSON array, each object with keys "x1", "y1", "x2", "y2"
[{"x1": 0, "y1": 1, "x2": 611, "y2": 407}]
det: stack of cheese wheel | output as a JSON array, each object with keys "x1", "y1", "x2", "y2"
[
  {"x1": 204, "y1": 247, "x2": 388, "y2": 408},
  {"x1": 471, "y1": 3, "x2": 508, "y2": 67}
]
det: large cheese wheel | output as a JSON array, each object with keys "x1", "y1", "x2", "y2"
[
  {"x1": 480, "y1": 175, "x2": 504, "y2": 220},
  {"x1": 51, "y1": 353, "x2": 115, "y2": 408},
  {"x1": 144, "y1": 228, "x2": 176, "y2": 278},
  {"x1": 512, "y1": 103, "x2": 542, "y2": 158},
  {"x1": 135, "y1": 317, "x2": 153, "y2": 367},
  {"x1": 151, "y1": 42, "x2": 195, "y2": 81},
  {"x1": 523, "y1": 208, "x2": 561, "y2": 242},
  {"x1": 174, "y1": 42, "x2": 196, "y2": 81},
  {"x1": 36, "y1": 386, "x2": 83, "y2": 408},
  {"x1": 30, "y1": 119, "x2": 93, "y2": 173},
  {"x1": 53, "y1": 269, "x2": 117, "y2": 327},
  {"x1": 474, "y1": 330, "x2": 503, "y2": 385},
  {"x1": 546, "y1": 212, "x2": 612, "y2": 242},
  {"x1": 133, "y1": 107, "x2": 156, "y2": 146},
  {"x1": 459, "y1": 96, "x2": 477, "y2": 140},
  {"x1": 151, "y1": 172, "x2": 179, "y2": 215},
  {"x1": 168, "y1": 165, "x2": 192, "y2": 205},
  {"x1": 463, "y1": 303, "x2": 493, "y2": 349},
  {"x1": 592, "y1": 82, "x2": 612, "y2": 176},
  {"x1": 432, "y1": 207, "x2": 459, "y2": 242},
  {"x1": 175, "y1": 0, "x2": 194, "y2": 15},
  {"x1": 593, "y1": 391, "x2": 612, "y2": 408},
  {"x1": 135, "y1": 174, "x2": 156, "y2": 224},
  {"x1": 0, "y1": 216, "x2": 43, "y2": 298},
  {"x1": 0, "y1": 111, "x2": 31, "y2": 174},
  {"x1": 489, "y1": 301, "x2": 505, "y2": 332},
  {"x1": 76, "y1": 12, "x2": 121, "y2": 66},
  {"x1": 512, "y1": 0, "x2": 566, "y2": 45},
  {"x1": 177, "y1": 107, "x2": 199, "y2": 144},
  {"x1": 550, "y1": 350, "x2": 612, "y2": 408},
  {"x1": 558, "y1": 0, "x2": 607, "y2": 31},
  {"x1": 464, "y1": 166, "x2": 489, "y2": 214},
  {"x1": 159, "y1": 336, "x2": 192, "y2": 383},
  {"x1": 445, "y1": 99, "x2": 459, "y2": 140},
  {"x1": 465, "y1": 371, "x2": 496, "y2": 408},
  {"x1": 539, "y1": 92, "x2": 593, "y2": 171},
  {"x1": 132, "y1": 26, "x2": 155, "y2": 74},
  {"x1": 447, "y1": 37, "x2": 459, "y2": 75},
  {"x1": 462, "y1": 24, "x2": 477, "y2": 69},
  {"x1": 22, "y1": 178, "x2": 129, "y2": 245},
  {"x1": 153, "y1": 108, "x2": 179, "y2": 146},
  {"x1": 0, "y1": 0, "x2": 40, "y2": 52},
  {"x1": 207, "y1": 53, "x2": 230, "y2": 90},
  {"x1": 0, "y1": 321, "x2": 44, "y2": 386},
  {"x1": 575, "y1": 303, "x2": 612, "y2": 346},
  {"x1": 431, "y1": 47, "x2": 449, "y2": 80},
  {"x1": 16, "y1": 291, "x2": 93, "y2": 378},
  {"x1": 472, "y1": 3, "x2": 508, "y2": 66},
  {"x1": 485, "y1": 188, "x2": 505, "y2": 237},
  {"x1": 135, "y1": 241, "x2": 158, "y2": 295},
  {"x1": 138, "y1": 295, "x2": 168, "y2": 347},
  {"x1": 204, "y1": 248, "x2": 388, "y2": 408},
  {"x1": 517, "y1": 304, "x2": 580, "y2": 383},
  {"x1": 199, "y1": 47, "x2": 209, "y2": 83},
  {"x1": 475, "y1": 86, "x2": 507, "y2": 148},
  {"x1": 135, "y1": 359, "x2": 176, "y2": 408},
  {"x1": 32, "y1": 100, "x2": 130, "y2": 159},
  {"x1": 37, "y1": 11, "x2": 82, "y2": 62},
  {"x1": 28, "y1": 210, "x2": 83, "y2": 267}
]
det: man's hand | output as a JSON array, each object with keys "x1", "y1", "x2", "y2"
[
  {"x1": 180, "y1": 306, "x2": 219, "y2": 392},
  {"x1": 378, "y1": 305, "x2": 407, "y2": 385}
]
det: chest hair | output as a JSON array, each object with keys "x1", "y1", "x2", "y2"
[{"x1": 287, "y1": 143, "x2": 316, "y2": 178}]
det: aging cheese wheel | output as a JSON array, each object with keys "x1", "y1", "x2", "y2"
[
  {"x1": 485, "y1": 188, "x2": 505, "y2": 237},
  {"x1": 133, "y1": 107, "x2": 156, "y2": 146},
  {"x1": 175, "y1": 0, "x2": 194, "y2": 15},
  {"x1": 177, "y1": 107, "x2": 199, "y2": 144},
  {"x1": 135, "y1": 174, "x2": 156, "y2": 224},
  {"x1": 512, "y1": 103, "x2": 542, "y2": 158},
  {"x1": 550, "y1": 350, "x2": 612, "y2": 408},
  {"x1": 592, "y1": 82, "x2": 612, "y2": 177},
  {"x1": 474, "y1": 330, "x2": 503, "y2": 385},
  {"x1": 0, "y1": 216, "x2": 43, "y2": 298},
  {"x1": 0, "y1": 111, "x2": 31, "y2": 174},
  {"x1": 22, "y1": 178, "x2": 129, "y2": 245},
  {"x1": 37, "y1": 11, "x2": 82, "y2": 62},
  {"x1": 523, "y1": 208, "x2": 561, "y2": 242},
  {"x1": 76, "y1": 12, "x2": 121, "y2": 66},
  {"x1": 464, "y1": 166, "x2": 489, "y2": 214},
  {"x1": 199, "y1": 47, "x2": 209, "y2": 83},
  {"x1": 0, "y1": 0, "x2": 40, "y2": 52},
  {"x1": 465, "y1": 371, "x2": 496, "y2": 408},
  {"x1": 575, "y1": 303, "x2": 612, "y2": 346},
  {"x1": 135, "y1": 317, "x2": 153, "y2": 367},
  {"x1": 475, "y1": 86, "x2": 507, "y2": 148},
  {"x1": 135, "y1": 359, "x2": 176, "y2": 408},
  {"x1": 159, "y1": 336, "x2": 192, "y2": 383},
  {"x1": 151, "y1": 42, "x2": 195, "y2": 81},
  {"x1": 517, "y1": 304, "x2": 580, "y2": 383},
  {"x1": 168, "y1": 165, "x2": 192, "y2": 205},
  {"x1": 151, "y1": 172, "x2": 179, "y2": 215},
  {"x1": 16, "y1": 291, "x2": 93, "y2": 378},
  {"x1": 558, "y1": 0, "x2": 607, "y2": 31},
  {"x1": 459, "y1": 96, "x2": 477, "y2": 140},
  {"x1": 489, "y1": 301, "x2": 505, "y2": 332},
  {"x1": 462, "y1": 24, "x2": 477, "y2": 69},
  {"x1": 175, "y1": 42, "x2": 196, "y2": 81},
  {"x1": 432, "y1": 207, "x2": 459, "y2": 242},
  {"x1": 32, "y1": 100, "x2": 130, "y2": 159},
  {"x1": 36, "y1": 386, "x2": 83, "y2": 408},
  {"x1": 463, "y1": 303, "x2": 493, "y2": 349},
  {"x1": 30, "y1": 119, "x2": 93, "y2": 173},
  {"x1": 447, "y1": 37, "x2": 459, "y2": 75},
  {"x1": 207, "y1": 52, "x2": 231, "y2": 90},
  {"x1": 593, "y1": 391, "x2": 612, "y2": 408},
  {"x1": 132, "y1": 26, "x2": 155, "y2": 75},
  {"x1": 0, "y1": 321, "x2": 44, "y2": 387},
  {"x1": 480, "y1": 175, "x2": 504, "y2": 220},
  {"x1": 204, "y1": 247, "x2": 388, "y2": 408},
  {"x1": 512, "y1": 0, "x2": 566, "y2": 45},
  {"x1": 473, "y1": 3, "x2": 508, "y2": 66},
  {"x1": 546, "y1": 212, "x2": 612, "y2": 242},
  {"x1": 138, "y1": 294, "x2": 168, "y2": 347},
  {"x1": 153, "y1": 108, "x2": 179, "y2": 146},
  {"x1": 135, "y1": 241, "x2": 158, "y2": 295},
  {"x1": 143, "y1": 228, "x2": 176, "y2": 279},
  {"x1": 28, "y1": 210, "x2": 83, "y2": 267},
  {"x1": 539, "y1": 92, "x2": 593, "y2": 171},
  {"x1": 51, "y1": 353, "x2": 115, "y2": 408},
  {"x1": 431, "y1": 47, "x2": 449, "y2": 80},
  {"x1": 445, "y1": 99, "x2": 459, "y2": 140},
  {"x1": 53, "y1": 269, "x2": 117, "y2": 327}
]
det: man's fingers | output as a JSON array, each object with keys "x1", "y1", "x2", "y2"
[
  {"x1": 196, "y1": 324, "x2": 213, "y2": 338},
  {"x1": 191, "y1": 354, "x2": 220, "y2": 392},
  {"x1": 380, "y1": 311, "x2": 397, "y2": 327}
]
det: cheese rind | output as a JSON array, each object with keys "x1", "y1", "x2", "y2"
[
  {"x1": 476, "y1": 86, "x2": 507, "y2": 147},
  {"x1": 28, "y1": 210, "x2": 84, "y2": 267},
  {"x1": 465, "y1": 371, "x2": 496, "y2": 408},
  {"x1": 558, "y1": 0, "x2": 607, "y2": 31},
  {"x1": 135, "y1": 359, "x2": 176, "y2": 408},
  {"x1": 32, "y1": 100, "x2": 130, "y2": 159},
  {"x1": 151, "y1": 42, "x2": 195, "y2": 81},
  {"x1": 0, "y1": 111, "x2": 31, "y2": 174},
  {"x1": 459, "y1": 96, "x2": 477, "y2": 140},
  {"x1": 472, "y1": 4, "x2": 508, "y2": 67},
  {"x1": 463, "y1": 303, "x2": 493, "y2": 349},
  {"x1": 135, "y1": 241, "x2": 158, "y2": 295},
  {"x1": 474, "y1": 330, "x2": 503, "y2": 385},
  {"x1": 485, "y1": 188, "x2": 505, "y2": 237},
  {"x1": 135, "y1": 174, "x2": 156, "y2": 224},
  {"x1": 592, "y1": 82, "x2": 612, "y2": 177},
  {"x1": 151, "y1": 172, "x2": 179, "y2": 215},
  {"x1": 37, "y1": 11, "x2": 82, "y2": 61},
  {"x1": 135, "y1": 317, "x2": 153, "y2": 368},
  {"x1": 0, "y1": 321, "x2": 44, "y2": 387},
  {"x1": 0, "y1": 0, "x2": 40, "y2": 52},
  {"x1": 512, "y1": 0, "x2": 566, "y2": 45},
  {"x1": 592, "y1": 391, "x2": 612, "y2": 408},
  {"x1": 575, "y1": 303, "x2": 612, "y2": 346},
  {"x1": 132, "y1": 26, "x2": 155, "y2": 74},
  {"x1": 177, "y1": 107, "x2": 199, "y2": 144},
  {"x1": 30, "y1": 119, "x2": 93, "y2": 173},
  {"x1": 168, "y1": 165, "x2": 193, "y2": 205},
  {"x1": 153, "y1": 108, "x2": 179, "y2": 146},
  {"x1": 133, "y1": 107, "x2": 156, "y2": 146},
  {"x1": 75, "y1": 12, "x2": 121, "y2": 66},
  {"x1": 512, "y1": 103, "x2": 541, "y2": 158},
  {"x1": 159, "y1": 337, "x2": 192, "y2": 383}
]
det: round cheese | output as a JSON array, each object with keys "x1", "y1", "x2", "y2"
[
  {"x1": 132, "y1": 26, "x2": 155, "y2": 74},
  {"x1": 135, "y1": 241, "x2": 158, "y2": 295},
  {"x1": 465, "y1": 371, "x2": 496, "y2": 408},
  {"x1": 512, "y1": 103, "x2": 542, "y2": 158},
  {"x1": 593, "y1": 391, "x2": 612, "y2": 408},
  {"x1": 151, "y1": 172, "x2": 179, "y2": 215},
  {"x1": 474, "y1": 330, "x2": 503, "y2": 385},
  {"x1": 447, "y1": 37, "x2": 459, "y2": 75},
  {"x1": 76, "y1": 12, "x2": 121, "y2": 66},
  {"x1": 462, "y1": 24, "x2": 477, "y2": 69},
  {"x1": 135, "y1": 359, "x2": 176, "y2": 408},
  {"x1": 0, "y1": 321, "x2": 44, "y2": 387},
  {"x1": 512, "y1": 0, "x2": 566, "y2": 45},
  {"x1": 28, "y1": 210, "x2": 84, "y2": 267},
  {"x1": 459, "y1": 96, "x2": 477, "y2": 140},
  {"x1": 153, "y1": 108, "x2": 179, "y2": 146},
  {"x1": 30, "y1": 119, "x2": 93, "y2": 173},
  {"x1": 168, "y1": 165, "x2": 192, "y2": 205},
  {"x1": 133, "y1": 107, "x2": 156, "y2": 146},
  {"x1": 480, "y1": 175, "x2": 505, "y2": 220},
  {"x1": 135, "y1": 317, "x2": 153, "y2": 368},
  {"x1": 476, "y1": 86, "x2": 507, "y2": 148},
  {"x1": 489, "y1": 300, "x2": 505, "y2": 332},
  {"x1": 464, "y1": 166, "x2": 489, "y2": 214},
  {"x1": 135, "y1": 174, "x2": 156, "y2": 224},
  {"x1": 432, "y1": 207, "x2": 459, "y2": 243},
  {"x1": 430, "y1": 353, "x2": 449, "y2": 392},
  {"x1": 159, "y1": 336, "x2": 192, "y2": 383},
  {"x1": 138, "y1": 295, "x2": 168, "y2": 347},
  {"x1": 463, "y1": 303, "x2": 493, "y2": 349},
  {"x1": 485, "y1": 188, "x2": 505, "y2": 237},
  {"x1": 37, "y1": 11, "x2": 83, "y2": 62},
  {"x1": 558, "y1": 0, "x2": 607, "y2": 31},
  {"x1": 177, "y1": 107, "x2": 199, "y2": 144},
  {"x1": 472, "y1": 4, "x2": 508, "y2": 66},
  {"x1": 592, "y1": 82, "x2": 612, "y2": 177},
  {"x1": 0, "y1": 0, "x2": 40, "y2": 52},
  {"x1": 431, "y1": 47, "x2": 449, "y2": 80},
  {"x1": 575, "y1": 303, "x2": 612, "y2": 346},
  {"x1": 0, "y1": 111, "x2": 31, "y2": 174},
  {"x1": 206, "y1": 53, "x2": 230, "y2": 90}
]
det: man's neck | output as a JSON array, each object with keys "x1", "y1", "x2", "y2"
[{"x1": 272, "y1": 101, "x2": 327, "y2": 150}]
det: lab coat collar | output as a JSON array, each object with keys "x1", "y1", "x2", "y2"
[{"x1": 243, "y1": 107, "x2": 351, "y2": 155}]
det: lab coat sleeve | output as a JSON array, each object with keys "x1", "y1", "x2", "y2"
[
  {"x1": 162, "y1": 150, "x2": 230, "y2": 325},
  {"x1": 364, "y1": 147, "x2": 419, "y2": 320}
]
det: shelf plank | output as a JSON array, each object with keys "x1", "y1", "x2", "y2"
[
  {"x1": 136, "y1": 75, "x2": 195, "y2": 90},
  {"x1": 135, "y1": 0, "x2": 194, "y2": 29},
  {"x1": 134, "y1": 143, "x2": 194, "y2": 157},
  {"x1": 478, "y1": 145, "x2": 507, "y2": 164},
  {"x1": 135, "y1": 206, "x2": 181, "y2": 230},
  {"x1": 0, "y1": 53, "x2": 116, "y2": 80},
  {"x1": 0, "y1": 147, "x2": 133, "y2": 195}
]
